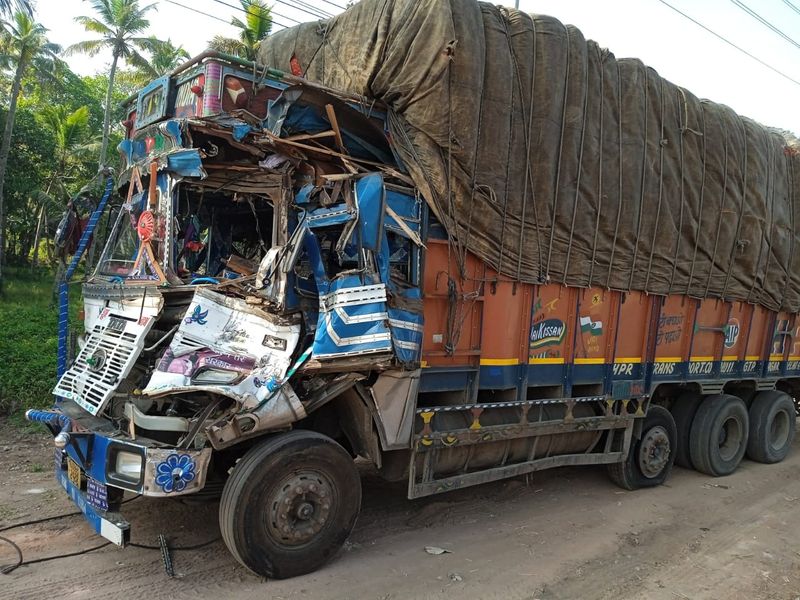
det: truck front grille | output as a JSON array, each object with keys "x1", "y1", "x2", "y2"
[{"x1": 54, "y1": 317, "x2": 153, "y2": 416}]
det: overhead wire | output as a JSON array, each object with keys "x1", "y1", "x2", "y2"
[
  {"x1": 316, "y1": 0, "x2": 346, "y2": 10},
  {"x1": 784, "y1": 0, "x2": 800, "y2": 17},
  {"x1": 162, "y1": 0, "x2": 292, "y2": 30},
  {"x1": 206, "y1": 0, "x2": 302, "y2": 26},
  {"x1": 729, "y1": 0, "x2": 800, "y2": 52},
  {"x1": 655, "y1": 0, "x2": 800, "y2": 88},
  {"x1": 162, "y1": 0, "x2": 239, "y2": 26},
  {"x1": 277, "y1": 0, "x2": 334, "y2": 19}
]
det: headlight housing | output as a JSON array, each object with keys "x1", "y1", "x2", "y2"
[
  {"x1": 106, "y1": 444, "x2": 145, "y2": 491},
  {"x1": 192, "y1": 368, "x2": 241, "y2": 384}
]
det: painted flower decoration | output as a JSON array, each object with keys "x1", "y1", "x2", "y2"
[
  {"x1": 155, "y1": 453, "x2": 196, "y2": 493},
  {"x1": 184, "y1": 305, "x2": 209, "y2": 325}
]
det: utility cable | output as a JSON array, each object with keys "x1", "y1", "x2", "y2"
[
  {"x1": 730, "y1": 0, "x2": 800, "y2": 52},
  {"x1": 317, "y1": 0, "x2": 346, "y2": 10},
  {"x1": 162, "y1": 0, "x2": 291, "y2": 30},
  {"x1": 277, "y1": 0, "x2": 333, "y2": 19},
  {"x1": 784, "y1": 0, "x2": 800, "y2": 17},
  {"x1": 656, "y1": 0, "x2": 800, "y2": 88},
  {"x1": 0, "y1": 497, "x2": 219, "y2": 575},
  {"x1": 206, "y1": 0, "x2": 302, "y2": 26}
]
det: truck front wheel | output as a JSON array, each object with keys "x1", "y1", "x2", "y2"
[
  {"x1": 608, "y1": 405, "x2": 677, "y2": 490},
  {"x1": 219, "y1": 430, "x2": 361, "y2": 579}
]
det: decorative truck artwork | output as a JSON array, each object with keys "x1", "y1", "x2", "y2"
[{"x1": 26, "y1": 0, "x2": 800, "y2": 582}]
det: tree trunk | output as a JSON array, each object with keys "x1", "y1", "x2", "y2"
[
  {"x1": 0, "y1": 58, "x2": 28, "y2": 291},
  {"x1": 98, "y1": 51, "x2": 120, "y2": 170},
  {"x1": 31, "y1": 203, "x2": 44, "y2": 269}
]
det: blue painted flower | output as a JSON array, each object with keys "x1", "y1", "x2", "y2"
[
  {"x1": 184, "y1": 305, "x2": 208, "y2": 325},
  {"x1": 155, "y1": 453, "x2": 196, "y2": 493}
]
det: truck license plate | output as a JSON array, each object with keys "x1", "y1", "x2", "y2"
[
  {"x1": 67, "y1": 457, "x2": 82, "y2": 488},
  {"x1": 86, "y1": 478, "x2": 108, "y2": 511}
]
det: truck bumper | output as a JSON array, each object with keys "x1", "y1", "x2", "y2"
[
  {"x1": 54, "y1": 452, "x2": 130, "y2": 546},
  {"x1": 29, "y1": 409, "x2": 213, "y2": 546}
]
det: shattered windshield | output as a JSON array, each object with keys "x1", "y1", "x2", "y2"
[{"x1": 95, "y1": 207, "x2": 141, "y2": 278}]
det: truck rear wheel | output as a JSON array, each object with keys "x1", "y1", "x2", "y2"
[
  {"x1": 746, "y1": 390, "x2": 796, "y2": 464},
  {"x1": 219, "y1": 430, "x2": 361, "y2": 579},
  {"x1": 671, "y1": 392, "x2": 701, "y2": 469},
  {"x1": 608, "y1": 405, "x2": 676, "y2": 490},
  {"x1": 689, "y1": 394, "x2": 748, "y2": 476}
]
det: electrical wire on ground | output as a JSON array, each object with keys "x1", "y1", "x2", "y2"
[{"x1": 0, "y1": 495, "x2": 219, "y2": 575}]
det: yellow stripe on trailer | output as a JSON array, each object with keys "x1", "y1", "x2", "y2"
[
  {"x1": 479, "y1": 358, "x2": 519, "y2": 366},
  {"x1": 574, "y1": 358, "x2": 604, "y2": 364},
  {"x1": 528, "y1": 357, "x2": 565, "y2": 364}
]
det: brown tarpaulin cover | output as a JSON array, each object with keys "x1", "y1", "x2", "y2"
[{"x1": 258, "y1": 0, "x2": 800, "y2": 311}]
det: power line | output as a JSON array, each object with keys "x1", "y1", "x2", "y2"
[
  {"x1": 784, "y1": 0, "x2": 800, "y2": 17},
  {"x1": 730, "y1": 0, "x2": 800, "y2": 52},
  {"x1": 317, "y1": 0, "x2": 347, "y2": 9},
  {"x1": 205, "y1": 0, "x2": 336, "y2": 29},
  {"x1": 205, "y1": 0, "x2": 297, "y2": 28},
  {"x1": 656, "y1": 0, "x2": 800, "y2": 88},
  {"x1": 162, "y1": 0, "x2": 291, "y2": 31},
  {"x1": 162, "y1": 0, "x2": 233, "y2": 26},
  {"x1": 278, "y1": 0, "x2": 334, "y2": 19}
]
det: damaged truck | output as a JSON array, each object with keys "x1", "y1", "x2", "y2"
[{"x1": 27, "y1": 0, "x2": 800, "y2": 579}]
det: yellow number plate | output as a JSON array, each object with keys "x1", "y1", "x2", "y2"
[{"x1": 67, "y1": 457, "x2": 82, "y2": 489}]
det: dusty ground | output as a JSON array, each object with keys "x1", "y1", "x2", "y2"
[{"x1": 1, "y1": 426, "x2": 800, "y2": 600}]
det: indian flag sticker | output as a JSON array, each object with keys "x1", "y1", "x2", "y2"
[{"x1": 580, "y1": 316, "x2": 603, "y2": 336}]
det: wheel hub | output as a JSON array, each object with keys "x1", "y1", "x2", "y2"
[
  {"x1": 267, "y1": 471, "x2": 334, "y2": 547},
  {"x1": 638, "y1": 425, "x2": 671, "y2": 478},
  {"x1": 718, "y1": 416, "x2": 742, "y2": 461}
]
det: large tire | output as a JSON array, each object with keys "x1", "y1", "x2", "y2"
[
  {"x1": 608, "y1": 405, "x2": 677, "y2": 490},
  {"x1": 746, "y1": 390, "x2": 796, "y2": 464},
  {"x1": 689, "y1": 394, "x2": 748, "y2": 476},
  {"x1": 219, "y1": 430, "x2": 361, "y2": 579},
  {"x1": 671, "y1": 392, "x2": 701, "y2": 469}
]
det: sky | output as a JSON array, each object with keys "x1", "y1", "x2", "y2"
[{"x1": 36, "y1": 0, "x2": 800, "y2": 135}]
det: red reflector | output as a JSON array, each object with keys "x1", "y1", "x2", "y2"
[{"x1": 78, "y1": 309, "x2": 86, "y2": 322}]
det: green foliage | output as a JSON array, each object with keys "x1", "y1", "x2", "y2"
[
  {"x1": 67, "y1": 0, "x2": 162, "y2": 167},
  {"x1": 0, "y1": 267, "x2": 61, "y2": 417},
  {"x1": 0, "y1": 0, "x2": 31, "y2": 18},
  {"x1": 67, "y1": 0, "x2": 158, "y2": 66},
  {"x1": 1, "y1": 106, "x2": 57, "y2": 261},
  {"x1": 139, "y1": 37, "x2": 189, "y2": 80},
  {"x1": 20, "y1": 68, "x2": 104, "y2": 133},
  {"x1": 208, "y1": 0, "x2": 272, "y2": 61}
]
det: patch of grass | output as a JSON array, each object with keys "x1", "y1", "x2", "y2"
[
  {"x1": 29, "y1": 463, "x2": 44, "y2": 473},
  {"x1": 0, "y1": 266, "x2": 83, "y2": 422}
]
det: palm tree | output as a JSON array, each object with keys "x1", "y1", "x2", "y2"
[
  {"x1": 0, "y1": 0, "x2": 31, "y2": 17},
  {"x1": 66, "y1": 0, "x2": 158, "y2": 170},
  {"x1": 127, "y1": 36, "x2": 189, "y2": 85},
  {"x1": 208, "y1": 0, "x2": 272, "y2": 62},
  {"x1": 31, "y1": 105, "x2": 99, "y2": 267},
  {"x1": 148, "y1": 37, "x2": 189, "y2": 76},
  {"x1": 0, "y1": 12, "x2": 59, "y2": 286}
]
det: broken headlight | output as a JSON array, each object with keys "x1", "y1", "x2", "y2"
[{"x1": 192, "y1": 368, "x2": 241, "y2": 384}]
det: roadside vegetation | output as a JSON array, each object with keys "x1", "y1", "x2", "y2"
[{"x1": 0, "y1": 0, "x2": 272, "y2": 422}]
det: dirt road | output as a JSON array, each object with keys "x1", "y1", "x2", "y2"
[{"x1": 1, "y1": 426, "x2": 800, "y2": 600}]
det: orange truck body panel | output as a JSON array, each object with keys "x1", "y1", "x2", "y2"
[{"x1": 419, "y1": 241, "x2": 799, "y2": 398}]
